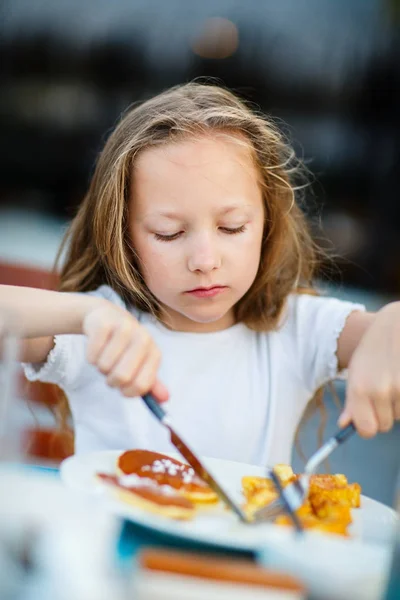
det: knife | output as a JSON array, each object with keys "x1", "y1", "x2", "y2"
[{"x1": 141, "y1": 393, "x2": 248, "y2": 522}]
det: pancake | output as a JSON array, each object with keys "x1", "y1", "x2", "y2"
[
  {"x1": 97, "y1": 473, "x2": 195, "y2": 520},
  {"x1": 116, "y1": 449, "x2": 218, "y2": 504}
]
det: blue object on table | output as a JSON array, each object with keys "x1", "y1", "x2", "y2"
[
  {"x1": 24, "y1": 464, "x2": 60, "y2": 476},
  {"x1": 117, "y1": 518, "x2": 257, "y2": 567}
]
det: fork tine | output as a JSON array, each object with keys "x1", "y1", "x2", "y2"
[
  {"x1": 281, "y1": 477, "x2": 308, "y2": 511},
  {"x1": 252, "y1": 498, "x2": 284, "y2": 523},
  {"x1": 270, "y1": 472, "x2": 304, "y2": 533},
  {"x1": 252, "y1": 476, "x2": 307, "y2": 525}
]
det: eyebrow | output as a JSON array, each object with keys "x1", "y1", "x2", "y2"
[{"x1": 147, "y1": 204, "x2": 254, "y2": 220}]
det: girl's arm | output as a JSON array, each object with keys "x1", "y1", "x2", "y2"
[
  {"x1": 0, "y1": 285, "x2": 169, "y2": 403},
  {"x1": 337, "y1": 303, "x2": 400, "y2": 437},
  {"x1": 0, "y1": 285, "x2": 105, "y2": 362},
  {"x1": 336, "y1": 309, "x2": 376, "y2": 371}
]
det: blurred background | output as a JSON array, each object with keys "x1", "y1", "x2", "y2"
[{"x1": 0, "y1": 0, "x2": 399, "y2": 504}]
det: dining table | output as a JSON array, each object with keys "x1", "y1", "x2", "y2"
[{"x1": 0, "y1": 458, "x2": 397, "y2": 600}]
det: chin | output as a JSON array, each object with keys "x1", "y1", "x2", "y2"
[
  {"x1": 188, "y1": 314, "x2": 224, "y2": 325},
  {"x1": 183, "y1": 307, "x2": 232, "y2": 325}
]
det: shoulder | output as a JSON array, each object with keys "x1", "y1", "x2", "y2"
[
  {"x1": 85, "y1": 285, "x2": 127, "y2": 309},
  {"x1": 84, "y1": 285, "x2": 147, "y2": 321},
  {"x1": 279, "y1": 292, "x2": 365, "y2": 334},
  {"x1": 275, "y1": 291, "x2": 366, "y2": 392}
]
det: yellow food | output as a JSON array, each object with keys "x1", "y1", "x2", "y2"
[
  {"x1": 242, "y1": 466, "x2": 361, "y2": 536},
  {"x1": 275, "y1": 513, "x2": 350, "y2": 537},
  {"x1": 273, "y1": 464, "x2": 296, "y2": 484}
]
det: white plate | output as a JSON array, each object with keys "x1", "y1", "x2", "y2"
[{"x1": 60, "y1": 450, "x2": 398, "y2": 552}]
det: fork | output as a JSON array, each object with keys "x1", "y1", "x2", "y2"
[{"x1": 252, "y1": 422, "x2": 356, "y2": 524}]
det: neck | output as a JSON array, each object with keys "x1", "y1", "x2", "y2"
[{"x1": 159, "y1": 308, "x2": 236, "y2": 333}]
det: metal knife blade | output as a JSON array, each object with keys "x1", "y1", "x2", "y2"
[
  {"x1": 166, "y1": 421, "x2": 248, "y2": 522},
  {"x1": 140, "y1": 394, "x2": 248, "y2": 522},
  {"x1": 166, "y1": 419, "x2": 248, "y2": 522}
]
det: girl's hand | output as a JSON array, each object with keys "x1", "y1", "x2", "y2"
[
  {"x1": 339, "y1": 302, "x2": 400, "y2": 437},
  {"x1": 82, "y1": 302, "x2": 169, "y2": 403}
]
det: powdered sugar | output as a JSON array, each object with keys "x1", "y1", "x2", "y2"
[
  {"x1": 146, "y1": 458, "x2": 195, "y2": 483},
  {"x1": 118, "y1": 474, "x2": 178, "y2": 497},
  {"x1": 182, "y1": 469, "x2": 195, "y2": 484}
]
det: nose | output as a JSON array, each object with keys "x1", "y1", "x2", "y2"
[{"x1": 187, "y1": 232, "x2": 221, "y2": 273}]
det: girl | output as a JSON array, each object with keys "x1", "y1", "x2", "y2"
[{"x1": 1, "y1": 83, "x2": 399, "y2": 466}]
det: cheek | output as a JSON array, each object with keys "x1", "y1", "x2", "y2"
[
  {"x1": 233, "y1": 228, "x2": 263, "y2": 267},
  {"x1": 137, "y1": 240, "x2": 182, "y2": 285},
  {"x1": 237, "y1": 247, "x2": 261, "y2": 280}
]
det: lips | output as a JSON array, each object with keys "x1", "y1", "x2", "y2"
[
  {"x1": 185, "y1": 286, "x2": 227, "y2": 298},
  {"x1": 187, "y1": 286, "x2": 223, "y2": 292}
]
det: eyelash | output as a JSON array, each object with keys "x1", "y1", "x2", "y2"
[
  {"x1": 154, "y1": 225, "x2": 246, "y2": 242},
  {"x1": 221, "y1": 225, "x2": 246, "y2": 235},
  {"x1": 154, "y1": 232, "x2": 183, "y2": 242}
]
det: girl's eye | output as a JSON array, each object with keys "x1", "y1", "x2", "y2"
[
  {"x1": 219, "y1": 225, "x2": 246, "y2": 235},
  {"x1": 154, "y1": 226, "x2": 246, "y2": 241},
  {"x1": 154, "y1": 231, "x2": 183, "y2": 242}
]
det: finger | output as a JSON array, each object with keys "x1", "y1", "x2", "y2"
[
  {"x1": 97, "y1": 322, "x2": 135, "y2": 374},
  {"x1": 345, "y1": 391, "x2": 379, "y2": 438},
  {"x1": 394, "y1": 396, "x2": 400, "y2": 421},
  {"x1": 151, "y1": 379, "x2": 170, "y2": 403},
  {"x1": 338, "y1": 408, "x2": 352, "y2": 428},
  {"x1": 106, "y1": 334, "x2": 150, "y2": 388},
  {"x1": 86, "y1": 325, "x2": 113, "y2": 365},
  {"x1": 121, "y1": 347, "x2": 161, "y2": 398},
  {"x1": 373, "y1": 393, "x2": 394, "y2": 433}
]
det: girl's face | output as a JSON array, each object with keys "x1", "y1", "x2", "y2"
[{"x1": 129, "y1": 133, "x2": 264, "y2": 332}]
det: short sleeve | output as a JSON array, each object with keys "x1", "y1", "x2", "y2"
[
  {"x1": 22, "y1": 285, "x2": 126, "y2": 390},
  {"x1": 280, "y1": 293, "x2": 366, "y2": 395}
]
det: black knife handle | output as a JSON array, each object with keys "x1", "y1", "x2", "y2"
[
  {"x1": 334, "y1": 422, "x2": 356, "y2": 445},
  {"x1": 141, "y1": 393, "x2": 167, "y2": 422}
]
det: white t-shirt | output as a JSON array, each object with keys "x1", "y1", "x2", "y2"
[{"x1": 23, "y1": 285, "x2": 364, "y2": 466}]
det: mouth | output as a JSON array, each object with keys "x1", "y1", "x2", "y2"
[{"x1": 185, "y1": 286, "x2": 228, "y2": 299}]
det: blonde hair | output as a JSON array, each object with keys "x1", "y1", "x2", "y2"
[{"x1": 57, "y1": 82, "x2": 321, "y2": 332}]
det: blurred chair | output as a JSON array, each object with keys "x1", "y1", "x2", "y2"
[
  {"x1": 0, "y1": 261, "x2": 59, "y2": 290},
  {"x1": 0, "y1": 260, "x2": 73, "y2": 462}
]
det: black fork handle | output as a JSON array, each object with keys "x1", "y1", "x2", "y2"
[{"x1": 334, "y1": 422, "x2": 356, "y2": 445}]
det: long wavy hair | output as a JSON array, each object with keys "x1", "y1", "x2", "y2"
[{"x1": 55, "y1": 82, "x2": 330, "y2": 454}]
